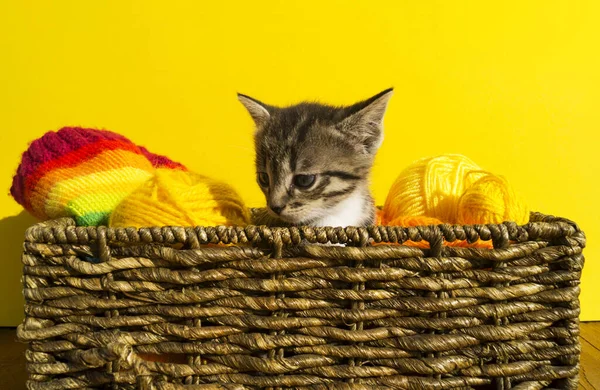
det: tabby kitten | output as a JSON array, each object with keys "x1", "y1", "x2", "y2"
[{"x1": 238, "y1": 88, "x2": 393, "y2": 227}]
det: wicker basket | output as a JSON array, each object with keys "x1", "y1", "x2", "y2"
[{"x1": 17, "y1": 210, "x2": 585, "y2": 390}]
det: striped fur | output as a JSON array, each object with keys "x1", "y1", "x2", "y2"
[{"x1": 239, "y1": 89, "x2": 393, "y2": 227}]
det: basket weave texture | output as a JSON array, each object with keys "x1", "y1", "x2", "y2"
[{"x1": 17, "y1": 211, "x2": 585, "y2": 389}]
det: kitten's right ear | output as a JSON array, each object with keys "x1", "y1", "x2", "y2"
[
  {"x1": 238, "y1": 93, "x2": 271, "y2": 129},
  {"x1": 337, "y1": 88, "x2": 394, "y2": 155}
]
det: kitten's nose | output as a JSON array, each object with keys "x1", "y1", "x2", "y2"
[{"x1": 270, "y1": 205, "x2": 285, "y2": 215}]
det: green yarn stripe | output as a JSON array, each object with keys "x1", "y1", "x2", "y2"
[
  {"x1": 75, "y1": 211, "x2": 111, "y2": 226},
  {"x1": 67, "y1": 192, "x2": 131, "y2": 226}
]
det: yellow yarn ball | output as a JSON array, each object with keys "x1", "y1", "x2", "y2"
[
  {"x1": 382, "y1": 154, "x2": 529, "y2": 225},
  {"x1": 382, "y1": 154, "x2": 486, "y2": 224},
  {"x1": 457, "y1": 173, "x2": 529, "y2": 225},
  {"x1": 109, "y1": 168, "x2": 250, "y2": 228}
]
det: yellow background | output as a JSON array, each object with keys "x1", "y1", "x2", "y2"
[{"x1": 0, "y1": 1, "x2": 598, "y2": 325}]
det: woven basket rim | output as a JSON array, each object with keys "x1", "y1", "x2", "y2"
[{"x1": 22, "y1": 210, "x2": 583, "y2": 247}]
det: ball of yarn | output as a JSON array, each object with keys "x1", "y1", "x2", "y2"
[
  {"x1": 10, "y1": 127, "x2": 186, "y2": 226},
  {"x1": 109, "y1": 168, "x2": 250, "y2": 228},
  {"x1": 457, "y1": 173, "x2": 529, "y2": 225},
  {"x1": 382, "y1": 215, "x2": 443, "y2": 227},
  {"x1": 382, "y1": 154, "x2": 529, "y2": 225},
  {"x1": 382, "y1": 154, "x2": 486, "y2": 224}
]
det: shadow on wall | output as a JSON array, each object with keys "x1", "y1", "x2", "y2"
[{"x1": 0, "y1": 211, "x2": 37, "y2": 327}]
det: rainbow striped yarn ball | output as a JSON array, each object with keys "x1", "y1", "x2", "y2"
[{"x1": 10, "y1": 127, "x2": 186, "y2": 226}]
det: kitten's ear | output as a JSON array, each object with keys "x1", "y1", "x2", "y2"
[
  {"x1": 238, "y1": 93, "x2": 272, "y2": 129},
  {"x1": 338, "y1": 88, "x2": 394, "y2": 154}
]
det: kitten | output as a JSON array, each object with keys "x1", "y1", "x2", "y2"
[{"x1": 238, "y1": 88, "x2": 393, "y2": 228}]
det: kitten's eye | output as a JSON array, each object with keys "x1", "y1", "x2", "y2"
[
  {"x1": 257, "y1": 172, "x2": 270, "y2": 187},
  {"x1": 293, "y1": 174, "x2": 316, "y2": 189}
]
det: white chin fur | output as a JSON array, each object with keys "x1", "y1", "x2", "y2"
[{"x1": 310, "y1": 192, "x2": 367, "y2": 228}]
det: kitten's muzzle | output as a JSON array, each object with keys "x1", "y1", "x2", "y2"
[{"x1": 270, "y1": 205, "x2": 285, "y2": 215}]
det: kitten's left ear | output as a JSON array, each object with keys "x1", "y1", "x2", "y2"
[
  {"x1": 338, "y1": 88, "x2": 394, "y2": 154},
  {"x1": 238, "y1": 93, "x2": 272, "y2": 130}
]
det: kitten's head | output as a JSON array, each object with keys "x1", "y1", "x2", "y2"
[{"x1": 238, "y1": 88, "x2": 393, "y2": 225}]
